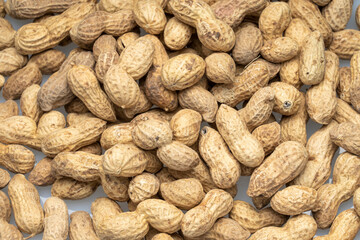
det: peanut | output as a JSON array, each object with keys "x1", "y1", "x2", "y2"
[
  {"x1": 334, "y1": 98, "x2": 360, "y2": 125},
  {"x1": 20, "y1": 84, "x2": 42, "y2": 122},
  {"x1": 69, "y1": 211, "x2": 100, "y2": 240},
  {"x1": 133, "y1": 0, "x2": 167, "y2": 35},
  {"x1": 36, "y1": 110, "x2": 66, "y2": 139},
  {"x1": 0, "y1": 143, "x2": 35, "y2": 174},
  {"x1": 164, "y1": 17, "x2": 193, "y2": 51},
  {"x1": 0, "y1": 74, "x2": 4, "y2": 90},
  {"x1": 355, "y1": 188, "x2": 360, "y2": 216},
  {"x1": 313, "y1": 152, "x2": 360, "y2": 228},
  {"x1": 96, "y1": 0, "x2": 133, "y2": 12},
  {"x1": 337, "y1": 67, "x2": 352, "y2": 103},
  {"x1": 329, "y1": 29, "x2": 360, "y2": 59},
  {"x1": 230, "y1": 200, "x2": 288, "y2": 233},
  {"x1": 65, "y1": 98, "x2": 89, "y2": 114},
  {"x1": 0, "y1": 219, "x2": 24, "y2": 240},
  {"x1": 260, "y1": 37, "x2": 299, "y2": 63},
  {"x1": 330, "y1": 122, "x2": 360, "y2": 155},
  {"x1": 322, "y1": 0, "x2": 353, "y2": 32},
  {"x1": 78, "y1": 142, "x2": 102, "y2": 155},
  {"x1": 270, "y1": 82, "x2": 301, "y2": 116},
  {"x1": 43, "y1": 197, "x2": 69, "y2": 240},
  {"x1": 0, "y1": 100, "x2": 19, "y2": 120},
  {"x1": 51, "y1": 177, "x2": 99, "y2": 200},
  {"x1": 128, "y1": 173, "x2": 160, "y2": 203},
  {"x1": 8, "y1": 174, "x2": 44, "y2": 238},
  {"x1": 0, "y1": 18, "x2": 16, "y2": 50},
  {"x1": 99, "y1": 167, "x2": 130, "y2": 202},
  {"x1": 0, "y1": 47, "x2": 27, "y2": 76},
  {"x1": 205, "y1": 53, "x2": 235, "y2": 84},
  {"x1": 100, "y1": 123, "x2": 133, "y2": 150},
  {"x1": 351, "y1": 51, "x2": 360, "y2": 112},
  {"x1": 152, "y1": 233, "x2": 173, "y2": 240},
  {"x1": 27, "y1": 49, "x2": 66, "y2": 74},
  {"x1": 28, "y1": 157, "x2": 55, "y2": 186},
  {"x1": 252, "y1": 122, "x2": 281, "y2": 156},
  {"x1": 0, "y1": 190, "x2": 10, "y2": 222},
  {"x1": 170, "y1": 109, "x2": 202, "y2": 146}
]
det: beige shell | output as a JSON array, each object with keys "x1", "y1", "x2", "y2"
[
  {"x1": 355, "y1": 188, "x2": 360, "y2": 216},
  {"x1": 43, "y1": 197, "x2": 69, "y2": 240},
  {"x1": 133, "y1": 0, "x2": 166, "y2": 35},
  {"x1": 27, "y1": 49, "x2": 66, "y2": 75},
  {"x1": 270, "y1": 82, "x2": 301, "y2": 116},
  {"x1": 252, "y1": 122, "x2": 281, "y2": 156},
  {"x1": 299, "y1": 31, "x2": 326, "y2": 85},
  {"x1": 0, "y1": 18, "x2": 16, "y2": 50},
  {"x1": 170, "y1": 109, "x2": 202, "y2": 146},
  {"x1": 160, "y1": 178, "x2": 205, "y2": 210},
  {"x1": 0, "y1": 143, "x2": 35, "y2": 174},
  {"x1": 0, "y1": 219, "x2": 24, "y2": 240},
  {"x1": 28, "y1": 157, "x2": 56, "y2": 186},
  {"x1": 128, "y1": 173, "x2": 160, "y2": 203},
  {"x1": 329, "y1": 29, "x2": 360, "y2": 59},
  {"x1": 0, "y1": 169, "x2": 10, "y2": 189},
  {"x1": 247, "y1": 141, "x2": 308, "y2": 198},
  {"x1": 271, "y1": 186, "x2": 317, "y2": 215},
  {"x1": 199, "y1": 126, "x2": 241, "y2": 189},
  {"x1": 333, "y1": 98, "x2": 360, "y2": 125},
  {"x1": 230, "y1": 200, "x2": 288, "y2": 233},
  {"x1": 216, "y1": 104, "x2": 264, "y2": 167},
  {"x1": 157, "y1": 141, "x2": 200, "y2": 171},
  {"x1": 121, "y1": 87, "x2": 152, "y2": 119},
  {"x1": 36, "y1": 111, "x2": 66, "y2": 139},
  {"x1": 20, "y1": 84, "x2": 43, "y2": 123},
  {"x1": 161, "y1": 53, "x2": 205, "y2": 91},
  {"x1": 164, "y1": 17, "x2": 192, "y2": 50},
  {"x1": 0, "y1": 191, "x2": 10, "y2": 222},
  {"x1": 51, "y1": 177, "x2": 99, "y2": 200},
  {"x1": 199, "y1": 218, "x2": 251, "y2": 240},
  {"x1": 0, "y1": 47, "x2": 27, "y2": 76},
  {"x1": 116, "y1": 31, "x2": 140, "y2": 53},
  {"x1": 351, "y1": 51, "x2": 360, "y2": 112},
  {"x1": 261, "y1": 37, "x2": 299, "y2": 63},
  {"x1": 96, "y1": 0, "x2": 133, "y2": 12},
  {"x1": 330, "y1": 123, "x2": 360, "y2": 155},
  {"x1": 232, "y1": 22, "x2": 263, "y2": 65},
  {"x1": 205, "y1": 53, "x2": 235, "y2": 84},
  {"x1": 132, "y1": 118, "x2": 173, "y2": 150},
  {"x1": 248, "y1": 214, "x2": 317, "y2": 240},
  {"x1": 136, "y1": 199, "x2": 183, "y2": 233},
  {"x1": 337, "y1": 67, "x2": 351, "y2": 103},
  {"x1": 100, "y1": 123, "x2": 134, "y2": 150},
  {"x1": 322, "y1": 0, "x2": 353, "y2": 32},
  {"x1": 69, "y1": 211, "x2": 100, "y2": 240},
  {"x1": 0, "y1": 100, "x2": 19, "y2": 120},
  {"x1": 284, "y1": 18, "x2": 312, "y2": 49},
  {"x1": 99, "y1": 167, "x2": 129, "y2": 202},
  {"x1": 102, "y1": 143, "x2": 149, "y2": 177},
  {"x1": 8, "y1": 174, "x2": 44, "y2": 238}
]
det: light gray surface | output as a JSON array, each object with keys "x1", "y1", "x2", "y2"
[{"x1": 1, "y1": 2, "x2": 360, "y2": 239}]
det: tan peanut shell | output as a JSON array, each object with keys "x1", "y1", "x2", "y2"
[
  {"x1": 128, "y1": 173, "x2": 160, "y2": 203},
  {"x1": 170, "y1": 109, "x2": 201, "y2": 146},
  {"x1": 15, "y1": 3, "x2": 95, "y2": 55},
  {"x1": 8, "y1": 174, "x2": 44, "y2": 238},
  {"x1": 92, "y1": 197, "x2": 149, "y2": 240},
  {"x1": 152, "y1": 233, "x2": 173, "y2": 240},
  {"x1": 100, "y1": 123, "x2": 133, "y2": 150},
  {"x1": 133, "y1": 0, "x2": 166, "y2": 35},
  {"x1": 355, "y1": 188, "x2": 360, "y2": 216},
  {"x1": 102, "y1": 143, "x2": 149, "y2": 177},
  {"x1": 338, "y1": 67, "x2": 351, "y2": 103},
  {"x1": 0, "y1": 47, "x2": 27, "y2": 76},
  {"x1": 0, "y1": 191, "x2": 10, "y2": 222},
  {"x1": 78, "y1": 142, "x2": 102, "y2": 155},
  {"x1": 0, "y1": 143, "x2": 35, "y2": 174},
  {"x1": 329, "y1": 29, "x2": 360, "y2": 59},
  {"x1": 69, "y1": 211, "x2": 100, "y2": 240},
  {"x1": 260, "y1": 37, "x2": 299, "y2": 63},
  {"x1": 121, "y1": 87, "x2": 152, "y2": 119},
  {"x1": 300, "y1": 30, "x2": 326, "y2": 85},
  {"x1": 249, "y1": 214, "x2": 317, "y2": 240},
  {"x1": 232, "y1": 22, "x2": 263, "y2": 65},
  {"x1": 0, "y1": 18, "x2": 15, "y2": 50},
  {"x1": 164, "y1": 17, "x2": 192, "y2": 51},
  {"x1": 20, "y1": 84, "x2": 42, "y2": 123},
  {"x1": 292, "y1": 121, "x2": 338, "y2": 189},
  {"x1": 248, "y1": 141, "x2": 308, "y2": 198},
  {"x1": 0, "y1": 169, "x2": 10, "y2": 189},
  {"x1": 197, "y1": 218, "x2": 251, "y2": 240},
  {"x1": 116, "y1": 31, "x2": 140, "y2": 53},
  {"x1": 160, "y1": 178, "x2": 205, "y2": 210},
  {"x1": 99, "y1": 166, "x2": 130, "y2": 202},
  {"x1": 43, "y1": 197, "x2": 69, "y2": 240},
  {"x1": 96, "y1": 0, "x2": 133, "y2": 12},
  {"x1": 36, "y1": 111, "x2": 66, "y2": 139},
  {"x1": 27, "y1": 49, "x2": 66, "y2": 75},
  {"x1": 216, "y1": 104, "x2": 264, "y2": 167},
  {"x1": 0, "y1": 219, "x2": 24, "y2": 240},
  {"x1": 333, "y1": 98, "x2": 360, "y2": 125},
  {"x1": 270, "y1": 82, "x2": 301, "y2": 116},
  {"x1": 351, "y1": 51, "x2": 360, "y2": 112},
  {"x1": 289, "y1": 0, "x2": 333, "y2": 46},
  {"x1": 51, "y1": 177, "x2": 99, "y2": 200},
  {"x1": 0, "y1": 100, "x2": 19, "y2": 120},
  {"x1": 199, "y1": 126, "x2": 241, "y2": 189},
  {"x1": 0, "y1": 75, "x2": 4, "y2": 90},
  {"x1": 330, "y1": 122, "x2": 360, "y2": 155},
  {"x1": 259, "y1": 2, "x2": 291, "y2": 41},
  {"x1": 28, "y1": 157, "x2": 55, "y2": 186},
  {"x1": 65, "y1": 98, "x2": 89, "y2": 114},
  {"x1": 205, "y1": 53, "x2": 235, "y2": 84},
  {"x1": 179, "y1": 85, "x2": 218, "y2": 123},
  {"x1": 230, "y1": 200, "x2": 288, "y2": 233},
  {"x1": 136, "y1": 198, "x2": 183, "y2": 233},
  {"x1": 252, "y1": 122, "x2": 281, "y2": 156},
  {"x1": 212, "y1": 60, "x2": 270, "y2": 107},
  {"x1": 313, "y1": 152, "x2": 360, "y2": 228},
  {"x1": 181, "y1": 189, "x2": 233, "y2": 238},
  {"x1": 322, "y1": 0, "x2": 353, "y2": 31},
  {"x1": 306, "y1": 51, "x2": 339, "y2": 124}
]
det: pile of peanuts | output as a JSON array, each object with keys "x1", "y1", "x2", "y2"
[{"x1": 1, "y1": 0, "x2": 360, "y2": 239}]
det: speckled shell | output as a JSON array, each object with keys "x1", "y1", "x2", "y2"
[
  {"x1": 355, "y1": 188, "x2": 360, "y2": 216},
  {"x1": 0, "y1": 191, "x2": 10, "y2": 222},
  {"x1": 0, "y1": 47, "x2": 27, "y2": 76},
  {"x1": 248, "y1": 141, "x2": 308, "y2": 198},
  {"x1": 52, "y1": 151, "x2": 102, "y2": 182},
  {"x1": 333, "y1": 98, "x2": 360, "y2": 125},
  {"x1": 122, "y1": 88, "x2": 152, "y2": 119},
  {"x1": 289, "y1": 0, "x2": 333, "y2": 46},
  {"x1": 27, "y1": 49, "x2": 66, "y2": 75},
  {"x1": 261, "y1": 37, "x2": 299, "y2": 63},
  {"x1": 271, "y1": 186, "x2": 317, "y2": 215},
  {"x1": 133, "y1": 0, "x2": 166, "y2": 35},
  {"x1": 161, "y1": 53, "x2": 205, "y2": 91},
  {"x1": 330, "y1": 123, "x2": 360, "y2": 155},
  {"x1": 329, "y1": 29, "x2": 360, "y2": 59},
  {"x1": 78, "y1": 142, "x2": 102, "y2": 155},
  {"x1": 118, "y1": 36, "x2": 154, "y2": 80},
  {"x1": 15, "y1": 3, "x2": 96, "y2": 55},
  {"x1": 0, "y1": 143, "x2": 35, "y2": 174},
  {"x1": 92, "y1": 198, "x2": 149, "y2": 240},
  {"x1": 160, "y1": 178, "x2": 205, "y2": 210},
  {"x1": 51, "y1": 177, "x2": 99, "y2": 200},
  {"x1": 164, "y1": 17, "x2": 192, "y2": 51},
  {"x1": 351, "y1": 51, "x2": 360, "y2": 112},
  {"x1": 103, "y1": 143, "x2": 149, "y2": 177},
  {"x1": 0, "y1": 18, "x2": 16, "y2": 50},
  {"x1": 8, "y1": 174, "x2": 44, "y2": 238},
  {"x1": 199, "y1": 126, "x2": 241, "y2": 189},
  {"x1": 292, "y1": 121, "x2": 338, "y2": 189},
  {"x1": 128, "y1": 173, "x2": 160, "y2": 203},
  {"x1": 238, "y1": 86, "x2": 275, "y2": 132},
  {"x1": 67, "y1": 65, "x2": 116, "y2": 122},
  {"x1": 181, "y1": 189, "x2": 233, "y2": 238},
  {"x1": 306, "y1": 51, "x2": 339, "y2": 124},
  {"x1": 0, "y1": 100, "x2": 19, "y2": 120},
  {"x1": 69, "y1": 211, "x2": 100, "y2": 240},
  {"x1": 252, "y1": 122, "x2": 281, "y2": 156},
  {"x1": 200, "y1": 218, "x2": 250, "y2": 240},
  {"x1": 0, "y1": 169, "x2": 10, "y2": 189},
  {"x1": 179, "y1": 85, "x2": 218, "y2": 123},
  {"x1": 99, "y1": 166, "x2": 129, "y2": 202},
  {"x1": 337, "y1": 67, "x2": 351, "y2": 103},
  {"x1": 28, "y1": 157, "x2": 55, "y2": 186},
  {"x1": 0, "y1": 219, "x2": 24, "y2": 240},
  {"x1": 205, "y1": 53, "x2": 235, "y2": 84},
  {"x1": 299, "y1": 31, "x2": 325, "y2": 85},
  {"x1": 136, "y1": 199, "x2": 183, "y2": 233},
  {"x1": 100, "y1": 123, "x2": 134, "y2": 150},
  {"x1": 132, "y1": 118, "x2": 173, "y2": 150},
  {"x1": 232, "y1": 22, "x2": 263, "y2": 65},
  {"x1": 212, "y1": 60, "x2": 270, "y2": 107},
  {"x1": 322, "y1": 0, "x2": 353, "y2": 32},
  {"x1": 313, "y1": 152, "x2": 360, "y2": 229},
  {"x1": 230, "y1": 200, "x2": 288, "y2": 233},
  {"x1": 43, "y1": 197, "x2": 69, "y2": 240},
  {"x1": 170, "y1": 109, "x2": 202, "y2": 146},
  {"x1": 285, "y1": 18, "x2": 312, "y2": 49},
  {"x1": 20, "y1": 84, "x2": 42, "y2": 123},
  {"x1": 216, "y1": 104, "x2": 264, "y2": 167},
  {"x1": 41, "y1": 117, "x2": 106, "y2": 157},
  {"x1": 259, "y1": 2, "x2": 291, "y2": 41},
  {"x1": 36, "y1": 111, "x2": 66, "y2": 139},
  {"x1": 65, "y1": 98, "x2": 89, "y2": 114},
  {"x1": 270, "y1": 82, "x2": 301, "y2": 116},
  {"x1": 157, "y1": 141, "x2": 200, "y2": 171},
  {"x1": 248, "y1": 214, "x2": 317, "y2": 240}
]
